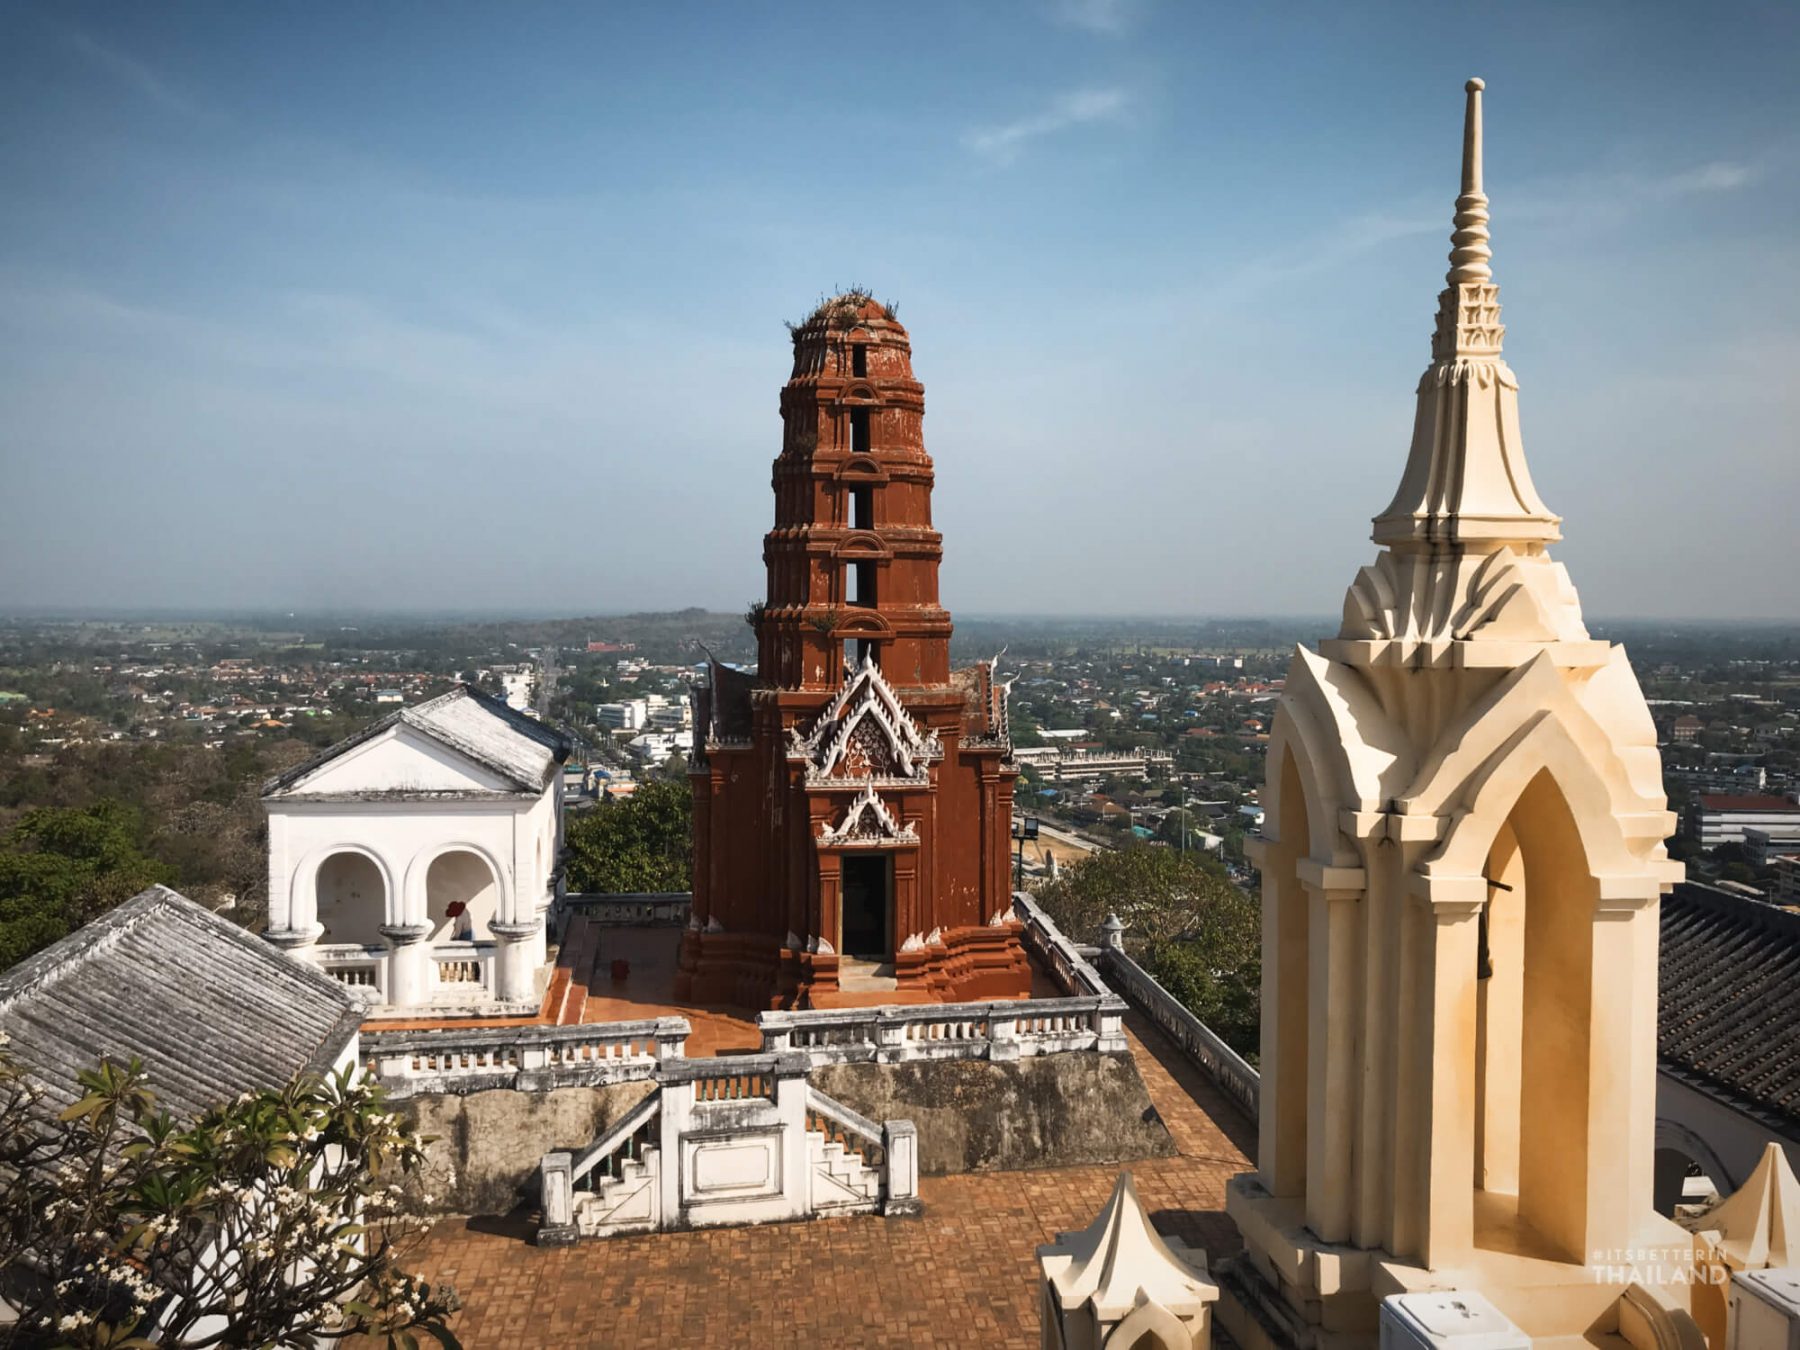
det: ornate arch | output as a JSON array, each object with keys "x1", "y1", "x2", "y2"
[
  {"x1": 1103, "y1": 1299, "x2": 1192, "y2": 1350},
  {"x1": 402, "y1": 840, "x2": 511, "y2": 929},
  {"x1": 834, "y1": 455, "x2": 888, "y2": 482},
  {"x1": 833, "y1": 609, "x2": 893, "y2": 639},
  {"x1": 1267, "y1": 647, "x2": 1406, "y2": 861},
  {"x1": 292, "y1": 842, "x2": 398, "y2": 929},
  {"x1": 833, "y1": 531, "x2": 892, "y2": 561},
  {"x1": 1655, "y1": 1117, "x2": 1738, "y2": 1195},
  {"x1": 1426, "y1": 709, "x2": 1647, "y2": 880}
]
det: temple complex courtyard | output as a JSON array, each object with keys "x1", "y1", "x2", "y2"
[{"x1": 384, "y1": 1008, "x2": 1253, "y2": 1349}]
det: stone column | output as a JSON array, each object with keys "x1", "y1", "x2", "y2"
[
  {"x1": 883, "y1": 1121, "x2": 922, "y2": 1217},
  {"x1": 536, "y1": 1152, "x2": 578, "y2": 1247},
  {"x1": 489, "y1": 919, "x2": 543, "y2": 1005},
  {"x1": 1583, "y1": 890, "x2": 1659, "y2": 1261},
  {"x1": 1302, "y1": 862, "x2": 1366, "y2": 1245},
  {"x1": 264, "y1": 922, "x2": 324, "y2": 966},
  {"x1": 1415, "y1": 881, "x2": 1483, "y2": 1271},
  {"x1": 379, "y1": 923, "x2": 433, "y2": 1007}
]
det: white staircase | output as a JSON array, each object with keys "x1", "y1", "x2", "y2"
[
  {"x1": 809, "y1": 1133, "x2": 883, "y2": 1211},
  {"x1": 537, "y1": 1053, "x2": 920, "y2": 1244}
]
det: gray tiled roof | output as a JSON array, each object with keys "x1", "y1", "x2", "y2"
[
  {"x1": 263, "y1": 683, "x2": 572, "y2": 798},
  {"x1": 0, "y1": 886, "x2": 361, "y2": 1122},
  {"x1": 1660, "y1": 881, "x2": 1800, "y2": 1135}
]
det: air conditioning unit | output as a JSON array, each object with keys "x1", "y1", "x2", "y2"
[
  {"x1": 1380, "y1": 1291, "x2": 1529, "y2": 1350},
  {"x1": 1732, "y1": 1268, "x2": 1800, "y2": 1350}
]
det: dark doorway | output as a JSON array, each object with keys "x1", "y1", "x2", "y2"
[{"x1": 840, "y1": 854, "x2": 891, "y2": 959}]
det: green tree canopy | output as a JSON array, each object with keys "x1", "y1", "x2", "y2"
[
  {"x1": 0, "y1": 800, "x2": 174, "y2": 971},
  {"x1": 1033, "y1": 843, "x2": 1260, "y2": 1061},
  {"x1": 0, "y1": 1051, "x2": 458, "y2": 1347},
  {"x1": 564, "y1": 780, "x2": 692, "y2": 893}
]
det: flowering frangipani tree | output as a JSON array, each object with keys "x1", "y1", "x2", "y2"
[{"x1": 0, "y1": 1042, "x2": 459, "y2": 1349}]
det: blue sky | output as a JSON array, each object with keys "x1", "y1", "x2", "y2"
[{"x1": 1, "y1": 1, "x2": 1796, "y2": 619}]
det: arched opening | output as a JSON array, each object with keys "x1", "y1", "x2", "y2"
[
  {"x1": 1653, "y1": 1146, "x2": 1721, "y2": 1219},
  {"x1": 315, "y1": 851, "x2": 385, "y2": 947},
  {"x1": 1473, "y1": 768, "x2": 1594, "y2": 1263},
  {"x1": 424, "y1": 849, "x2": 501, "y2": 943},
  {"x1": 1261, "y1": 746, "x2": 1311, "y2": 1199}
]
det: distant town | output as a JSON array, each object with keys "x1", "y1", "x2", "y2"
[{"x1": 3, "y1": 610, "x2": 1795, "y2": 915}]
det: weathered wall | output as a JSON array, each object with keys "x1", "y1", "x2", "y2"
[
  {"x1": 401, "y1": 1080, "x2": 655, "y2": 1215},
  {"x1": 810, "y1": 1051, "x2": 1175, "y2": 1175}
]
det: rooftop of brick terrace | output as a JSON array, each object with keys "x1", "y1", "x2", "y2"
[
  {"x1": 371, "y1": 1007, "x2": 1254, "y2": 1350},
  {"x1": 371, "y1": 917, "x2": 1067, "y2": 1058}
]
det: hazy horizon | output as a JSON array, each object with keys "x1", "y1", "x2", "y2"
[{"x1": 3, "y1": 2, "x2": 1797, "y2": 621}]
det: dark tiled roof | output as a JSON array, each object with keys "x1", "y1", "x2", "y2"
[
  {"x1": 1660, "y1": 881, "x2": 1800, "y2": 1135},
  {"x1": 0, "y1": 886, "x2": 361, "y2": 1122}
]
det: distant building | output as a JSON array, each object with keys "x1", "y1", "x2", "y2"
[
  {"x1": 1011, "y1": 745, "x2": 1173, "y2": 782},
  {"x1": 1772, "y1": 855, "x2": 1800, "y2": 907},
  {"x1": 1687, "y1": 793, "x2": 1800, "y2": 849},
  {"x1": 1671, "y1": 713, "x2": 1703, "y2": 743},
  {"x1": 596, "y1": 700, "x2": 648, "y2": 730},
  {"x1": 373, "y1": 689, "x2": 404, "y2": 704}
]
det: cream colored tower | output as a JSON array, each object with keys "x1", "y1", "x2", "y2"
[{"x1": 1219, "y1": 81, "x2": 1703, "y2": 1349}]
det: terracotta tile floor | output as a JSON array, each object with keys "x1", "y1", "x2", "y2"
[{"x1": 387, "y1": 1010, "x2": 1254, "y2": 1349}]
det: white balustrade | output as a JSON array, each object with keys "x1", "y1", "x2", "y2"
[
  {"x1": 366, "y1": 1016, "x2": 689, "y2": 1098},
  {"x1": 759, "y1": 994, "x2": 1127, "y2": 1066}
]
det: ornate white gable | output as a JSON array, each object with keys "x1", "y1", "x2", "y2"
[
  {"x1": 816, "y1": 786, "x2": 919, "y2": 847},
  {"x1": 788, "y1": 654, "x2": 940, "y2": 784}
]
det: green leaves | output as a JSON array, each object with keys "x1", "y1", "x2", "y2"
[
  {"x1": 1034, "y1": 843, "x2": 1262, "y2": 1061},
  {"x1": 564, "y1": 779, "x2": 692, "y2": 894},
  {"x1": 0, "y1": 1047, "x2": 461, "y2": 1347}
]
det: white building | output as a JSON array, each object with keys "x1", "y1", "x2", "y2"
[
  {"x1": 1689, "y1": 793, "x2": 1800, "y2": 849},
  {"x1": 596, "y1": 699, "x2": 648, "y2": 730},
  {"x1": 261, "y1": 685, "x2": 570, "y2": 1012},
  {"x1": 626, "y1": 729, "x2": 692, "y2": 766}
]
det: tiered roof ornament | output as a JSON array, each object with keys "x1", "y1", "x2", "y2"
[
  {"x1": 788, "y1": 652, "x2": 942, "y2": 783},
  {"x1": 1039, "y1": 1171, "x2": 1219, "y2": 1349},
  {"x1": 1346, "y1": 79, "x2": 1589, "y2": 649}
]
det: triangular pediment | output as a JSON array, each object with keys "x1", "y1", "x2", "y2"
[
  {"x1": 817, "y1": 786, "x2": 918, "y2": 846},
  {"x1": 788, "y1": 656, "x2": 939, "y2": 783},
  {"x1": 268, "y1": 721, "x2": 524, "y2": 798}
]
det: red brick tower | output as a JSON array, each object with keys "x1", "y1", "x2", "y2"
[{"x1": 680, "y1": 292, "x2": 1030, "y2": 1009}]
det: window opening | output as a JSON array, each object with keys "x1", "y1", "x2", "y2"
[
  {"x1": 852, "y1": 344, "x2": 868, "y2": 378},
  {"x1": 851, "y1": 407, "x2": 870, "y2": 454}
]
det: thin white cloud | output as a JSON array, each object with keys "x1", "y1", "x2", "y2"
[
  {"x1": 1049, "y1": 0, "x2": 1139, "y2": 36},
  {"x1": 62, "y1": 27, "x2": 201, "y2": 116},
  {"x1": 963, "y1": 87, "x2": 1132, "y2": 164}
]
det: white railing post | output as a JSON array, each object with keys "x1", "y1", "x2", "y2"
[
  {"x1": 536, "y1": 1152, "x2": 577, "y2": 1247},
  {"x1": 988, "y1": 1008, "x2": 1022, "y2": 1062},
  {"x1": 874, "y1": 1011, "x2": 906, "y2": 1063},
  {"x1": 883, "y1": 1121, "x2": 922, "y2": 1217},
  {"x1": 1096, "y1": 996, "x2": 1128, "y2": 1054}
]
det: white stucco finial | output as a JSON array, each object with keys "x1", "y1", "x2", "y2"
[{"x1": 1447, "y1": 77, "x2": 1492, "y2": 285}]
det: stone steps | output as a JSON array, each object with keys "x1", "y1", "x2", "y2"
[{"x1": 546, "y1": 917, "x2": 601, "y2": 1024}]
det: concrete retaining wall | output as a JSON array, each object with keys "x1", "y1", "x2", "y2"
[
  {"x1": 402, "y1": 1080, "x2": 655, "y2": 1215},
  {"x1": 809, "y1": 1050, "x2": 1175, "y2": 1175}
]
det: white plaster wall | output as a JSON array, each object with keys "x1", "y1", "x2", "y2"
[
  {"x1": 268, "y1": 792, "x2": 557, "y2": 936},
  {"x1": 1657, "y1": 1071, "x2": 1800, "y2": 1195}
]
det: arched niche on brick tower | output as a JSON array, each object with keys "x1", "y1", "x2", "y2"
[{"x1": 835, "y1": 608, "x2": 893, "y2": 671}]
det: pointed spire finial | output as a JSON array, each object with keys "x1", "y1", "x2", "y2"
[{"x1": 1448, "y1": 77, "x2": 1491, "y2": 285}]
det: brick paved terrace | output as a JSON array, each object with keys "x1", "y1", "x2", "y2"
[{"x1": 387, "y1": 1010, "x2": 1254, "y2": 1349}]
